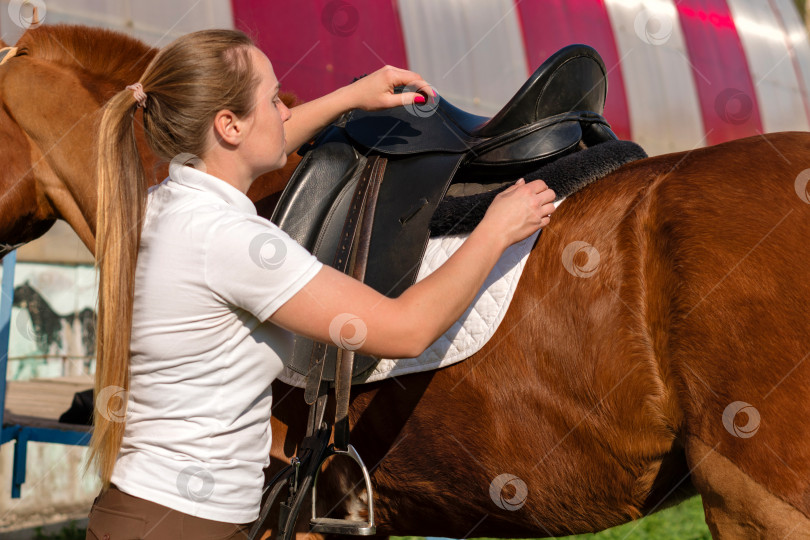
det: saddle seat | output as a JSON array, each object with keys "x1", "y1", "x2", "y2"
[
  {"x1": 272, "y1": 44, "x2": 618, "y2": 383},
  {"x1": 344, "y1": 43, "x2": 616, "y2": 176}
]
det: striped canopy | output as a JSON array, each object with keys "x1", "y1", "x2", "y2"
[
  {"x1": 237, "y1": 0, "x2": 810, "y2": 156},
  {"x1": 2, "y1": 0, "x2": 809, "y2": 155}
]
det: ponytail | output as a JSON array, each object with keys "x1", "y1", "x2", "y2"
[{"x1": 86, "y1": 90, "x2": 148, "y2": 490}]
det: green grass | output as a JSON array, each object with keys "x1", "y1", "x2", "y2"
[
  {"x1": 33, "y1": 520, "x2": 85, "y2": 540},
  {"x1": 553, "y1": 496, "x2": 711, "y2": 540},
  {"x1": 395, "y1": 495, "x2": 711, "y2": 540}
]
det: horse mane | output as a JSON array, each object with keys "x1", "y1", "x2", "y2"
[
  {"x1": 13, "y1": 24, "x2": 302, "y2": 107},
  {"x1": 15, "y1": 24, "x2": 157, "y2": 83}
]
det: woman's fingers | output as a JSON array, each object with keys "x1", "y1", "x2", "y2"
[
  {"x1": 538, "y1": 202, "x2": 557, "y2": 217},
  {"x1": 381, "y1": 67, "x2": 434, "y2": 106},
  {"x1": 398, "y1": 79, "x2": 435, "y2": 107},
  {"x1": 497, "y1": 181, "x2": 521, "y2": 197},
  {"x1": 387, "y1": 67, "x2": 431, "y2": 91},
  {"x1": 399, "y1": 91, "x2": 428, "y2": 106},
  {"x1": 352, "y1": 66, "x2": 432, "y2": 110},
  {"x1": 526, "y1": 178, "x2": 549, "y2": 192}
]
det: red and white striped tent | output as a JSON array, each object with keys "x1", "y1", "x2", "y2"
[{"x1": 2, "y1": 0, "x2": 810, "y2": 156}]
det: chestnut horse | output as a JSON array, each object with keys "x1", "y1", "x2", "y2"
[
  {"x1": 2, "y1": 25, "x2": 810, "y2": 540},
  {"x1": 0, "y1": 25, "x2": 294, "y2": 259}
]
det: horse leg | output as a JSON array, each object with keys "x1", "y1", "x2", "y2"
[{"x1": 686, "y1": 438, "x2": 810, "y2": 539}]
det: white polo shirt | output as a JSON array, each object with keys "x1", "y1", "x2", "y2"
[{"x1": 110, "y1": 165, "x2": 323, "y2": 523}]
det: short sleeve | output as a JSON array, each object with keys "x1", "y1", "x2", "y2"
[{"x1": 204, "y1": 214, "x2": 324, "y2": 321}]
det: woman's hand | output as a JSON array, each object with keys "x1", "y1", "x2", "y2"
[
  {"x1": 347, "y1": 65, "x2": 433, "y2": 111},
  {"x1": 282, "y1": 65, "x2": 431, "y2": 152},
  {"x1": 479, "y1": 179, "x2": 557, "y2": 248}
]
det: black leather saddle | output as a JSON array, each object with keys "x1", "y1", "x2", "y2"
[
  {"x1": 344, "y1": 43, "x2": 615, "y2": 174},
  {"x1": 271, "y1": 44, "x2": 617, "y2": 386}
]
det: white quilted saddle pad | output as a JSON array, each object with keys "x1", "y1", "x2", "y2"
[{"x1": 278, "y1": 198, "x2": 565, "y2": 387}]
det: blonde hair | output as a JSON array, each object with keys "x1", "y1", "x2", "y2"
[{"x1": 87, "y1": 29, "x2": 260, "y2": 490}]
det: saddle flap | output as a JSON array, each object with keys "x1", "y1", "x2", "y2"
[{"x1": 272, "y1": 129, "x2": 363, "y2": 249}]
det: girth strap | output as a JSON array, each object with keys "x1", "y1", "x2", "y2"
[
  {"x1": 304, "y1": 156, "x2": 387, "y2": 406},
  {"x1": 334, "y1": 157, "x2": 385, "y2": 450}
]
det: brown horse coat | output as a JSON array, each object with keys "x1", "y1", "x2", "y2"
[{"x1": 2, "y1": 25, "x2": 809, "y2": 540}]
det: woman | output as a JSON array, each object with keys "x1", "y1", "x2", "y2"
[{"x1": 86, "y1": 28, "x2": 555, "y2": 539}]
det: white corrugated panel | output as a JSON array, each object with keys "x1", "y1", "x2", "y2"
[
  {"x1": 129, "y1": 0, "x2": 233, "y2": 46},
  {"x1": 0, "y1": 0, "x2": 233, "y2": 47},
  {"x1": 604, "y1": 0, "x2": 705, "y2": 156},
  {"x1": 771, "y1": 0, "x2": 810, "y2": 128},
  {"x1": 727, "y1": 0, "x2": 810, "y2": 132},
  {"x1": 398, "y1": 0, "x2": 529, "y2": 116}
]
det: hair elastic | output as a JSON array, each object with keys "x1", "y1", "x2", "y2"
[{"x1": 126, "y1": 83, "x2": 148, "y2": 109}]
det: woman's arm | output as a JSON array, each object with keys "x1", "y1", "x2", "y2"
[
  {"x1": 269, "y1": 179, "x2": 556, "y2": 359},
  {"x1": 283, "y1": 66, "x2": 431, "y2": 154},
  {"x1": 270, "y1": 222, "x2": 508, "y2": 359}
]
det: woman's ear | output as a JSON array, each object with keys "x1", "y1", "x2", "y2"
[{"x1": 212, "y1": 109, "x2": 242, "y2": 146}]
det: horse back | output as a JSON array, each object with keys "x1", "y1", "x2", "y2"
[{"x1": 268, "y1": 132, "x2": 810, "y2": 537}]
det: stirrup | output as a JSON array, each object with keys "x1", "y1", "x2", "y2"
[{"x1": 309, "y1": 444, "x2": 376, "y2": 535}]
